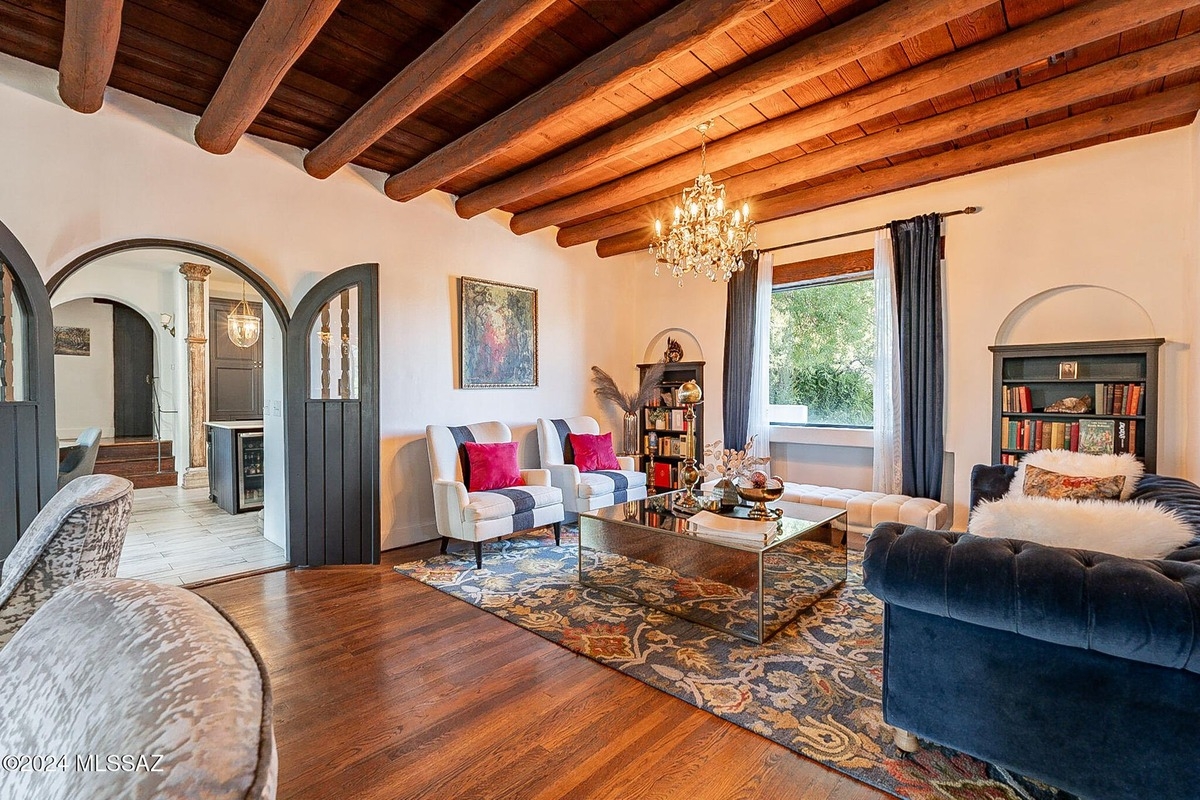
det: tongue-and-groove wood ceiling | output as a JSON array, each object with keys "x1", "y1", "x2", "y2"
[{"x1": 1, "y1": 0, "x2": 1197, "y2": 258}]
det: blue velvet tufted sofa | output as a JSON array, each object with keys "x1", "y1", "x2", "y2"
[{"x1": 863, "y1": 468, "x2": 1200, "y2": 800}]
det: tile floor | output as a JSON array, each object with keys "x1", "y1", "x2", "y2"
[{"x1": 117, "y1": 486, "x2": 288, "y2": 586}]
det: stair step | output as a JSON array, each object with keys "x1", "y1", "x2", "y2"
[
  {"x1": 97, "y1": 440, "x2": 174, "y2": 461},
  {"x1": 93, "y1": 457, "x2": 176, "y2": 478},
  {"x1": 127, "y1": 472, "x2": 178, "y2": 490},
  {"x1": 91, "y1": 465, "x2": 178, "y2": 490}
]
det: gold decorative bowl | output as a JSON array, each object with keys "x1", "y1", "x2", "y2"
[{"x1": 734, "y1": 476, "x2": 785, "y2": 520}]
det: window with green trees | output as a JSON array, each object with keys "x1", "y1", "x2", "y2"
[{"x1": 769, "y1": 276, "x2": 874, "y2": 427}]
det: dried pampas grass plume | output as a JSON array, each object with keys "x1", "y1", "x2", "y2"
[{"x1": 591, "y1": 361, "x2": 667, "y2": 414}]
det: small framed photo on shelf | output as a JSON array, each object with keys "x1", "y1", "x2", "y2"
[{"x1": 1058, "y1": 361, "x2": 1078, "y2": 380}]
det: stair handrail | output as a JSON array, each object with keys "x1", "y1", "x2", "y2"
[{"x1": 149, "y1": 376, "x2": 178, "y2": 474}]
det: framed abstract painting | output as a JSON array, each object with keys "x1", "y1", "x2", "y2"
[{"x1": 459, "y1": 277, "x2": 538, "y2": 388}]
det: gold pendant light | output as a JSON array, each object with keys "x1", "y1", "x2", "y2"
[{"x1": 227, "y1": 281, "x2": 261, "y2": 348}]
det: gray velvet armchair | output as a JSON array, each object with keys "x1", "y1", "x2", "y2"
[
  {"x1": 0, "y1": 578, "x2": 277, "y2": 799},
  {"x1": 0, "y1": 473, "x2": 133, "y2": 647},
  {"x1": 57, "y1": 427, "x2": 102, "y2": 491}
]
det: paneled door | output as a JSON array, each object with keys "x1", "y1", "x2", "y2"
[
  {"x1": 111, "y1": 302, "x2": 154, "y2": 437},
  {"x1": 209, "y1": 297, "x2": 264, "y2": 421},
  {"x1": 0, "y1": 221, "x2": 56, "y2": 560},
  {"x1": 285, "y1": 264, "x2": 380, "y2": 566}
]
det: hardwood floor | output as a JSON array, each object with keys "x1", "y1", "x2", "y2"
[{"x1": 197, "y1": 543, "x2": 889, "y2": 800}]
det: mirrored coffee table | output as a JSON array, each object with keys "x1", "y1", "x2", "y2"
[{"x1": 578, "y1": 492, "x2": 847, "y2": 643}]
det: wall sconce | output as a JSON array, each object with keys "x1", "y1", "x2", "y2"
[{"x1": 160, "y1": 313, "x2": 176, "y2": 337}]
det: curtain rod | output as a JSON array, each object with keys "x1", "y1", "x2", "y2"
[{"x1": 760, "y1": 206, "x2": 981, "y2": 254}]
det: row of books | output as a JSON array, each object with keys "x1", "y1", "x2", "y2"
[
  {"x1": 1001, "y1": 417, "x2": 1139, "y2": 459},
  {"x1": 645, "y1": 407, "x2": 688, "y2": 431},
  {"x1": 643, "y1": 434, "x2": 690, "y2": 458},
  {"x1": 1000, "y1": 382, "x2": 1145, "y2": 415},
  {"x1": 1001, "y1": 385, "x2": 1034, "y2": 413},
  {"x1": 651, "y1": 461, "x2": 678, "y2": 489},
  {"x1": 1097, "y1": 383, "x2": 1144, "y2": 416},
  {"x1": 1002, "y1": 418, "x2": 1081, "y2": 452}
]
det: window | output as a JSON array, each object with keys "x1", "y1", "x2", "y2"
[{"x1": 769, "y1": 274, "x2": 874, "y2": 427}]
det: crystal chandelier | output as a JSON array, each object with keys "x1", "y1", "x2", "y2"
[
  {"x1": 227, "y1": 281, "x2": 261, "y2": 348},
  {"x1": 649, "y1": 122, "x2": 756, "y2": 283}
]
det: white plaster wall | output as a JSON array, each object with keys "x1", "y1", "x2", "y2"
[
  {"x1": 53, "y1": 257, "x2": 184, "y2": 453},
  {"x1": 260, "y1": 309, "x2": 285, "y2": 549},
  {"x1": 51, "y1": 298, "x2": 114, "y2": 438},
  {"x1": 628, "y1": 122, "x2": 1199, "y2": 530},
  {"x1": 0, "y1": 53, "x2": 640, "y2": 550}
]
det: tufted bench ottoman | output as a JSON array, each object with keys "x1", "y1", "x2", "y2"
[{"x1": 778, "y1": 483, "x2": 949, "y2": 549}]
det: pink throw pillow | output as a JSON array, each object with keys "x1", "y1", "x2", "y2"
[
  {"x1": 569, "y1": 432, "x2": 621, "y2": 472},
  {"x1": 463, "y1": 441, "x2": 524, "y2": 492}
]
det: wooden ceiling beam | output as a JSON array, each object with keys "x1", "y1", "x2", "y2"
[
  {"x1": 507, "y1": 0, "x2": 1197, "y2": 235},
  {"x1": 557, "y1": 32, "x2": 1200, "y2": 247},
  {"x1": 303, "y1": 0, "x2": 555, "y2": 180},
  {"x1": 379, "y1": 0, "x2": 783, "y2": 202},
  {"x1": 58, "y1": 0, "x2": 123, "y2": 113},
  {"x1": 194, "y1": 0, "x2": 340, "y2": 156},
  {"x1": 594, "y1": 84, "x2": 1200, "y2": 258},
  {"x1": 449, "y1": 0, "x2": 995, "y2": 218}
]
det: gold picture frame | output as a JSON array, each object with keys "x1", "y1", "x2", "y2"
[{"x1": 458, "y1": 276, "x2": 538, "y2": 389}]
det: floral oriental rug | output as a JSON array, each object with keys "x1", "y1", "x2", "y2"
[{"x1": 393, "y1": 529, "x2": 1069, "y2": 800}]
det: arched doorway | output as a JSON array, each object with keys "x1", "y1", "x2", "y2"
[
  {"x1": 46, "y1": 238, "x2": 381, "y2": 569},
  {"x1": 0, "y1": 220, "x2": 56, "y2": 558},
  {"x1": 50, "y1": 242, "x2": 290, "y2": 583}
]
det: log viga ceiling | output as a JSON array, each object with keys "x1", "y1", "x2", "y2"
[{"x1": 4, "y1": 0, "x2": 1198, "y2": 258}]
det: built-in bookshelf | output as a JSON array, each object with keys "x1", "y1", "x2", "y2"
[
  {"x1": 989, "y1": 339, "x2": 1164, "y2": 471},
  {"x1": 638, "y1": 360, "x2": 704, "y2": 491}
]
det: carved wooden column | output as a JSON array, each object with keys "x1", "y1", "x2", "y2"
[{"x1": 180, "y1": 262, "x2": 211, "y2": 489}]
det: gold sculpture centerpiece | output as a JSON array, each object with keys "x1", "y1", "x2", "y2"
[
  {"x1": 735, "y1": 474, "x2": 785, "y2": 521},
  {"x1": 674, "y1": 379, "x2": 704, "y2": 510}
]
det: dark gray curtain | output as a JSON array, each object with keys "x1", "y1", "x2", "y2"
[
  {"x1": 891, "y1": 214, "x2": 944, "y2": 500},
  {"x1": 722, "y1": 251, "x2": 760, "y2": 451}
]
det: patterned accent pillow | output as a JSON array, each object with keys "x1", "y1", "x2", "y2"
[
  {"x1": 568, "y1": 432, "x2": 621, "y2": 472},
  {"x1": 463, "y1": 441, "x2": 524, "y2": 492},
  {"x1": 1022, "y1": 464, "x2": 1125, "y2": 501}
]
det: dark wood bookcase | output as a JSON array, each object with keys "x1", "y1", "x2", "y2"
[
  {"x1": 989, "y1": 338, "x2": 1164, "y2": 472},
  {"x1": 638, "y1": 360, "x2": 704, "y2": 491}
]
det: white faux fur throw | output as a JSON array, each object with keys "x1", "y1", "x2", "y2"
[
  {"x1": 1010, "y1": 450, "x2": 1144, "y2": 501},
  {"x1": 969, "y1": 495, "x2": 1192, "y2": 560}
]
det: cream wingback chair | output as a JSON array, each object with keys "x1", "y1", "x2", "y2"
[
  {"x1": 426, "y1": 421, "x2": 565, "y2": 568},
  {"x1": 536, "y1": 416, "x2": 648, "y2": 522}
]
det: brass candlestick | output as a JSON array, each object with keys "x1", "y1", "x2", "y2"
[{"x1": 674, "y1": 379, "x2": 703, "y2": 510}]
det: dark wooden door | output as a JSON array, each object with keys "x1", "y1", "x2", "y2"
[
  {"x1": 285, "y1": 264, "x2": 379, "y2": 567},
  {"x1": 0, "y1": 220, "x2": 56, "y2": 560},
  {"x1": 111, "y1": 303, "x2": 154, "y2": 437},
  {"x1": 210, "y1": 297, "x2": 264, "y2": 421}
]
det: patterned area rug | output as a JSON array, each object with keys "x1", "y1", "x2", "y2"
[{"x1": 393, "y1": 529, "x2": 1068, "y2": 800}]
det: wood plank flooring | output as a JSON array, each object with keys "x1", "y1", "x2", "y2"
[{"x1": 197, "y1": 543, "x2": 890, "y2": 800}]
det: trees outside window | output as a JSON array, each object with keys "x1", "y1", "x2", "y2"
[{"x1": 769, "y1": 276, "x2": 874, "y2": 427}]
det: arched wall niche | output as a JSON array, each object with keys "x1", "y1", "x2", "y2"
[
  {"x1": 642, "y1": 327, "x2": 704, "y2": 363},
  {"x1": 994, "y1": 285, "x2": 1156, "y2": 345}
]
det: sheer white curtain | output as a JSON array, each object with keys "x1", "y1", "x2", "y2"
[
  {"x1": 873, "y1": 231, "x2": 903, "y2": 493},
  {"x1": 747, "y1": 252, "x2": 773, "y2": 458}
]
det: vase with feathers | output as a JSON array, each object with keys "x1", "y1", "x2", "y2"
[{"x1": 591, "y1": 361, "x2": 667, "y2": 456}]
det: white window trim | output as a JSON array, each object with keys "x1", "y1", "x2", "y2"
[{"x1": 769, "y1": 423, "x2": 873, "y2": 448}]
